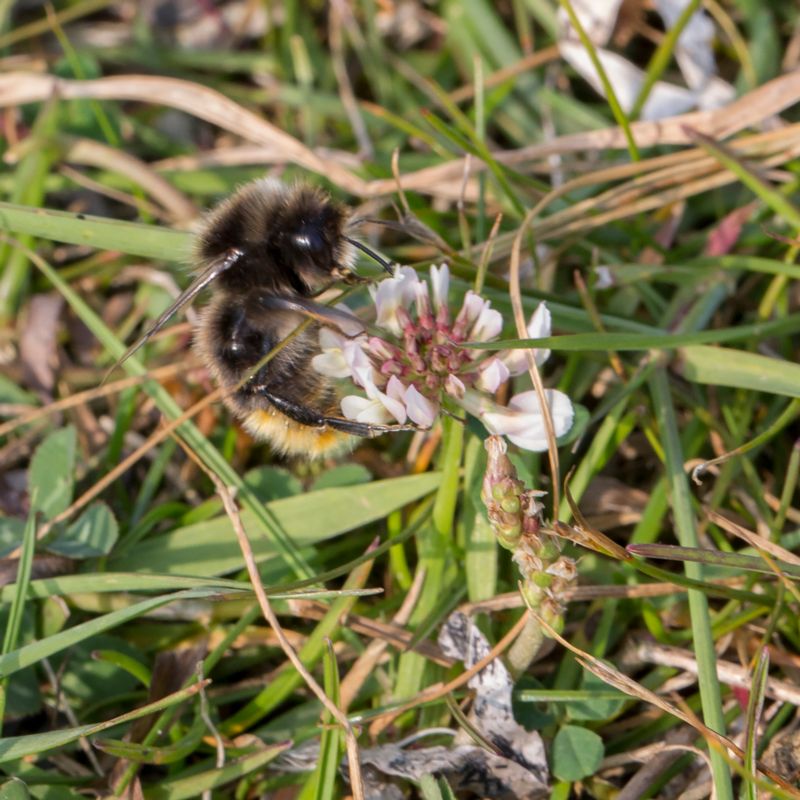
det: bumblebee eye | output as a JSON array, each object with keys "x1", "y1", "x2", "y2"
[{"x1": 292, "y1": 228, "x2": 325, "y2": 255}]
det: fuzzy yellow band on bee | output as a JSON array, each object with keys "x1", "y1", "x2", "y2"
[{"x1": 243, "y1": 408, "x2": 354, "y2": 458}]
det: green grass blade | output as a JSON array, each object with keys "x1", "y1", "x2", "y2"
[
  {"x1": 0, "y1": 511, "x2": 36, "y2": 656},
  {"x1": 743, "y1": 648, "x2": 769, "y2": 800},
  {"x1": 0, "y1": 589, "x2": 219, "y2": 679},
  {"x1": 110, "y1": 472, "x2": 440, "y2": 576},
  {"x1": 648, "y1": 368, "x2": 733, "y2": 800},
  {"x1": 557, "y1": 0, "x2": 639, "y2": 161},
  {"x1": 0, "y1": 678, "x2": 208, "y2": 764},
  {"x1": 0, "y1": 509, "x2": 36, "y2": 732},
  {"x1": 688, "y1": 130, "x2": 800, "y2": 229},
  {"x1": 630, "y1": 0, "x2": 703, "y2": 120},
  {"x1": 680, "y1": 345, "x2": 800, "y2": 398},
  {"x1": 0, "y1": 202, "x2": 190, "y2": 261},
  {"x1": 627, "y1": 543, "x2": 800, "y2": 579},
  {"x1": 0, "y1": 102, "x2": 59, "y2": 324},
  {"x1": 94, "y1": 711, "x2": 206, "y2": 764},
  {"x1": 298, "y1": 640, "x2": 342, "y2": 800},
  {"x1": 145, "y1": 743, "x2": 291, "y2": 800},
  {"x1": 470, "y1": 314, "x2": 800, "y2": 352}
]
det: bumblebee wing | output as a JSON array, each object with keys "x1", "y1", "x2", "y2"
[
  {"x1": 109, "y1": 248, "x2": 243, "y2": 375},
  {"x1": 258, "y1": 294, "x2": 366, "y2": 337}
]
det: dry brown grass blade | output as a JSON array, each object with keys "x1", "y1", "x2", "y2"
[
  {"x1": 508, "y1": 209, "x2": 561, "y2": 516},
  {"x1": 58, "y1": 165, "x2": 170, "y2": 222},
  {"x1": 3, "y1": 70, "x2": 798, "y2": 206},
  {"x1": 0, "y1": 73, "x2": 371, "y2": 196},
  {"x1": 367, "y1": 71, "x2": 800, "y2": 198},
  {"x1": 59, "y1": 137, "x2": 198, "y2": 224},
  {"x1": 503, "y1": 69, "x2": 800, "y2": 162},
  {"x1": 619, "y1": 639, "x2": 800, "y2": 707},
  {"x1": 178, "y1": 440, "x2": 367, "y2": 800},
  {"x1": 557, "y1": 474, "x2": 632, "y2": 560},
  {"x1": 0, "y1": 362, "x2": 189, "y2": 439},
  {"x1": 288, "y1": 598, "x2": 451, "y2": 668},
  {"x1": 612, "y1": 740, "x2": 716, "y2": 800},
  {"x1": 705, "y1": 509, "x2": 800, "y2": 566},
  {"x1": 536, "y1": 614, "x2": 800, "y2": 798},
  {"x1": 4, "y1": 383, "x2": 227, "y2": 556},
  {"x1": 704, "y1": 509, "x2": 800, "y2": 605},
  {"x1": 338, "y1": 567, "x2": 427, "y2": 710},
  {"x1": 476, "y1": 124, "x2": 800, "y2": 262}
]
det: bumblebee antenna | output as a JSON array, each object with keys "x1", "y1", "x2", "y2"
[{"x1": 344, "y1": 236, "x2": 395, "y2": 275}]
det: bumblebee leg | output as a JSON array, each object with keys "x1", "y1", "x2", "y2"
[
  {"x1": 257, "y1": 294, "x2": 365, "y2": 337},
  {"x1": 337, "y1": 270, "x2": 371, "y2": 286},
  {"x1": 259, "y1": 390, "x2": 415, "y2": 438}
]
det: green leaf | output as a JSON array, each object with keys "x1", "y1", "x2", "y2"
[
  {"x1": 0, "y1": 572, "x2": 250, "y2": 602},
  {"x1": 94, "y1": 712, "x2": 206, "y2": 764},
  {"x1": 51, "y1": 635, "x2": 143, "y2": 704},
  {"x1": 0, "y1": 778, "x2": 31, "y2": 800},
  {"x1": 29, "y1": 426, "x2": 76, "y2": 520},
  {"x1": 0, "y1": 519, "x2": 24, "y2": 559},
  {"x1": 243, "y1": 466, "x2": 303, "y2": 500},
  {"x1": 310, "y1": 463, "x2": 372, "y2": 490},
  {"x1": 419, "y1": 774, "x2": 444, "y2": 800},
  {"x1": 551, "y1": 725, "x2": 604, "y2": 781},
  {"x1": 0, "y1": 375, "x2": 36, "y2": 405},
  {"x1": 46, "y1": 501, "x2": 119, "y2": 558},
  {"x1": 109, "y1": 472, "x2": 442, "y2": 576}
]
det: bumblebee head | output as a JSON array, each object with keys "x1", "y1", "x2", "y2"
[
  {"x1": 197, "y1": 179, "x2": 392, "y2": 295},
  {"x1": 272, "y1": 186, "x2": 354, "y2": 288}
]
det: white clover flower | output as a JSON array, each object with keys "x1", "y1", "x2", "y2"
[
  {"x1": 404, "y1": 383, "x2": 438, "y2": 427},
  {"x1": 444, "y1": 374, "x2": 466, "y2": 400},
  {"x1": 371, "y1": 266, "x2": 419, "y2": 336},
  {"x1": 499, "y1": 302, "x2": 552, "y2": 375},
  {"x1": 341, "y1": 371, "x2": 408, "y2": 425},
  {"x1": 453, "y1": 290, "x2": 483, "y2": 326},
  {"x1": 315, "y1": 263, "x2": 574, "y2": 452},
  {"x1": 479, "y1": 389, "x2": 574, "y2": 451},
  {"x1": 476, "y1": 357, "x2": 510, "y2": 394},
  {"x1": 311, "y1": 328, "x2": 368, "y2": 379},
  {"x1": 430, "y1": 263, "x2": 450, "y2": 322},
  {"x1": 469, "y1": 303, "x2": 504, "y2": 343}
]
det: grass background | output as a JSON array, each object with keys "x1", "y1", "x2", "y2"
[{"x1": 1, "y1": 1, "x2": 800, "y2": 797}]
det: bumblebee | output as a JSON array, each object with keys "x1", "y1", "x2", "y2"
[{"x1": 118, "y1": 178, "x2": 408, "y2": 457}]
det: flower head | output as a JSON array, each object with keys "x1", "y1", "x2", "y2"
[{"x1": 315, "y1": 264, "x2": 574, "y2": 451}]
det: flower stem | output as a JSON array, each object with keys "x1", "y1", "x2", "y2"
[
  {"x1": 507, "y1": 614, "x2": 545, "y2": 679},
  {"x1": 432, "y1": 414, "x2": 465, "y2": 539},
  {"x1": 395, "y1": 417, "x2": 464, "y2": 700}
]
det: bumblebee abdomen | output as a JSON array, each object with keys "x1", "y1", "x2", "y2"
[{"x1": 242, "y1": 408, "x2": 352, "y2": 458}]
